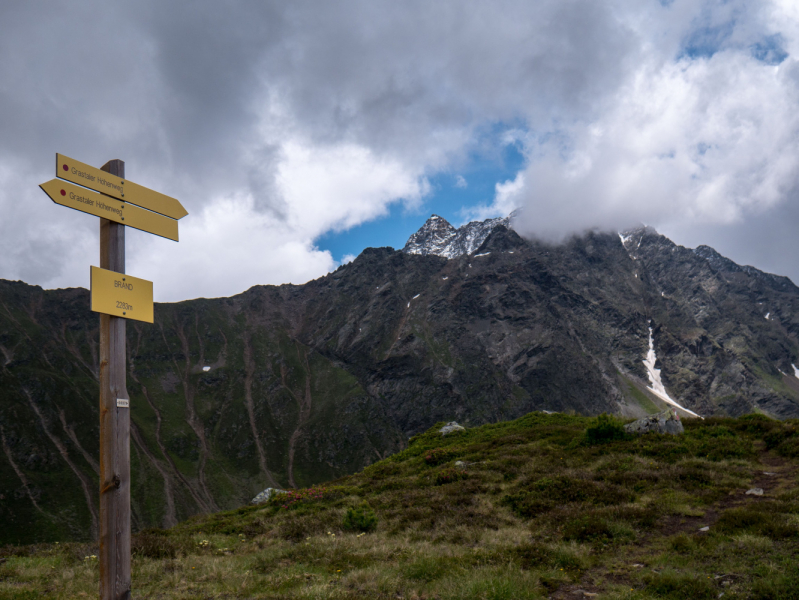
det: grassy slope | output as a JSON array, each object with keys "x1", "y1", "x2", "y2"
[{"x1": 2, "y1": 412, "x2": 799, "y2": 600}]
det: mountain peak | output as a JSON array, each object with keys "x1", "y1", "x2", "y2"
[{"x1": 403, "y1": 214, "x2": 512, "y2": 258}]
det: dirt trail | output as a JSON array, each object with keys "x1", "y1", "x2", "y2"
[
  {"x1": 21, "y1": 388, "x2": 99, "y2": 539},
  {"x1": 135, "y1": 328, "x2": 213, "y2": 515},
  {"x1": 0, "y1": 424, "x2": 47, "y2": 515},
  {"x1": 130, "y1": 423, "x2": 177, "y2": 527},
  {"x1": 283, "y1": 346, "x2": 313, "y2": 489},
  {"x1": 243, "y1": 332, "x2": 279, "y2": 489},
  {"x1": 165, "y1": 320, "x2": 219, "y2": 512},
  {"x1": 57, "y1": 408, "x2": 99, "y2": 474}
]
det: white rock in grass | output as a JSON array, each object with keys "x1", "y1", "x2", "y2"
[
  {"x1": 251, "y1": 488, "x2": 287, "y2": 505},
  {"x1": 439, "y1": 422, "x2": 465, "y2": 435},
  {"x1": 746, "y1": 488, "x2": 764, "y2": 496}
]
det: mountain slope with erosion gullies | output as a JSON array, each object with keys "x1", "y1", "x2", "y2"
[{"x1": 1, "y1": 216, "x2": 798, "y2": 544}]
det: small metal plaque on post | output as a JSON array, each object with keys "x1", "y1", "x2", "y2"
[
  {"x1": 91, "y1": 266, "x2": 154, "y2": 323},
  {"x1": 116, "y1": 399, "x2": 129, "y2": 408}
]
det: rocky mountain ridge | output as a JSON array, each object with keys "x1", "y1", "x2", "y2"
[
  {"x1": 1, "y1": 216, "x2": 798, "y2": 544},
  {"x1": 402, "y1": 214, "x2": 511, "y2": 258}
]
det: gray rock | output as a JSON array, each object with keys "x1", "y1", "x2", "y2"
[
  {"x1": 440, "y1": 421, "x2": 465, "y2": 435},
  {"x1": 746, "y1": 488, "x2": 764, "y2": 496},
  {"x1": 251, "y1": 487, "x2": 287, "y2": 505},
  {"x1": 624, "y1": 408, "x2": 684, "y2": 435}
]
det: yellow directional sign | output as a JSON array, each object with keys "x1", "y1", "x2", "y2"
[
  {"x1": 56, "y1": 153, "x2": 187, "y2": 220},
  {"x1": 40, "y1": 179, "x2": 179, "y2": 241},
  {"x1": 91, "y1": 266, "x2": 154, "y2": 323}
]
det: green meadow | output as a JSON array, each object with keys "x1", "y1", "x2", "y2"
[{"x1": 2, "y1": 411, "x2": 799, "y2": 599}]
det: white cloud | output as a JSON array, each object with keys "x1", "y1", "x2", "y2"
[
  {"x1": 454, "y1": 175, "x2": 468, "y2": 188},
  {"x1": 129, "y1": 193, "x2": 335, "y2": 301},
  {"x1": 4, "y1": 0, "x2": 799, "y2": 296},
  {"x1": 514, "y1": 36, "x2": 799, "y2": 242},
  {"x1": 126, "y1": 138, "x2": 430, "y2": 301},
  {"x1": 461, "y1": 172, "x2": 525, "y2": 223},
  {"x1": 275, "y1": 140, "x2": 429, "y2": 235}
]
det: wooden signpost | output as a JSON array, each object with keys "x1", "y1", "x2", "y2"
[{"x1": 40, "y1": 154, "x2": 187, "y2": 599}]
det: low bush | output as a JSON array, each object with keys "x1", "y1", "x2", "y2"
[
  {"x1": 342, "y1": 503, "x2": 377, "y2": 532},
  {"x1": 503, "y1": 476, "x2": 633, "y2": 517},
  {"x1": 750, "y1": 563, "x2": 799, "y2": 599},
  {"x1": 584, "y1": 414, "x2": 628, "y2": 445},
  {"x1": 402, "y1": 556, "x2": 449, "y2": 582},
  {"x1": 513, "y1": 542, "x2": 584, "y2": 572},
  {"x1": 716, "y1": 507, "x2": 797, "y2": 539},
  {"x1": 131, "y1": 531, "x2": 178, "y2": 559},
  {"x1": 643, "y1": 571, "x2": 718, "y2": 599},
  {"x1": 561, "y1": 514, "x2": 615, "y2": 543},
  {"x1": 434, "y1": 468, "x2": 468, "y2": 485},
  {"x1": 424, "y1": 447, "x2": 459, "y2": 466}
]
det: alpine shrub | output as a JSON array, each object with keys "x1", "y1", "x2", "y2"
[
  {"x1": 584, "y1": 414, "x2": 628, "y2": 445},
  {"x1": 343, "y1": 503, "x2": 377, "y2": 533}
]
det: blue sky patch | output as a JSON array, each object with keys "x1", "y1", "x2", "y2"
[
  {"x1": 751, "y1": 34, "x2": 788, "y2": 65},
  {"x1": 317, "y1": 129, "x2": 527, "y2": 262},
  {"x1": 680, "y1": 21, "x2": 736, "y2": 60}
]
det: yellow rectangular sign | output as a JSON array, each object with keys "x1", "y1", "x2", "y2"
[
  {"x1": 91, "y1": 266, "x2": 154, "y2": 323},
  {"x1": 56, "y1": 153, "x2": 188, "y2": 220},
  {"x1": 40, "y1": 179, "x2": 179, "y2": 241}
]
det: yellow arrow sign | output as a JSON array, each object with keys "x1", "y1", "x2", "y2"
[
  {"x1": 40, "y1": 179, "x2": 179, "y2": 241},
  {"x1": 56, "y1": 153, "x2": 188, "y2": 220},
  {"x1": 91, "y1": 266, "x2": 154, "y2": 323}
]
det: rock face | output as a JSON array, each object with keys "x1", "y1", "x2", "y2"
[
  {"x1": 1, "y1": 215, "x2": 799, "y2": 543},
  {"x1": 403, "y1": 214, "x2": 511, "y2": 258},
  {"x1": 624, "y1": 408, "x2": 685, "y2": 435}
]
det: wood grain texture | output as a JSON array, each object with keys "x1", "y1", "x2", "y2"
[{"x1": 98, "y1": 158, "x2": 131, "y2": 600}]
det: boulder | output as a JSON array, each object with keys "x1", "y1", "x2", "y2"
[
  {"x1": 624, "y1": 408, "x2": 684, "y2": 435},
  {"x1": 251, "y1": 487, "x2": 287, "y2": 505},
  {"x1": 439, "y1": 422, "x2": 465, "y2": 435}
]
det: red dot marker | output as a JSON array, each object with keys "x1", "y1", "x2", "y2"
[
  {"x1": 60, "y1": 189, "x2": 66, "y2": 196},
  {"x1": 62, "y1": 164, "x2": 68, "y2": 171}
]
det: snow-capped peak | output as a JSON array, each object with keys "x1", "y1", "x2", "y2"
[{"x1": 402, "y1": 214, "x2": 512, "y2": 258}]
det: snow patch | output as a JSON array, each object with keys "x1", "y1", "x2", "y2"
[
  {"x1": 412, "y1": 294, "x2": 420, "y2": 299},
  {"x1": 793, "y1": 364, "x2": 799, "y2": 379},
  {"x1": 643, "y1": 325, "x2": 702, "y2": 418},
  {"x1": 765, "y1": 312, "x2": 770, "y2": 320},
  {"x1": 202, "y1": 366, "x2": 210, "y2": 372},
  {"x1": 442, "y1": 276, "x2": 448, "y2": 280},
  {"x1": 474, "y1": 252, "x2": 491, "y2": 257}
]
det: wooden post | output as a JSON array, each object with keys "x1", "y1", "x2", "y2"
[{"x1": 98, "y1": 159, "x2": 131, "y2": 600}]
